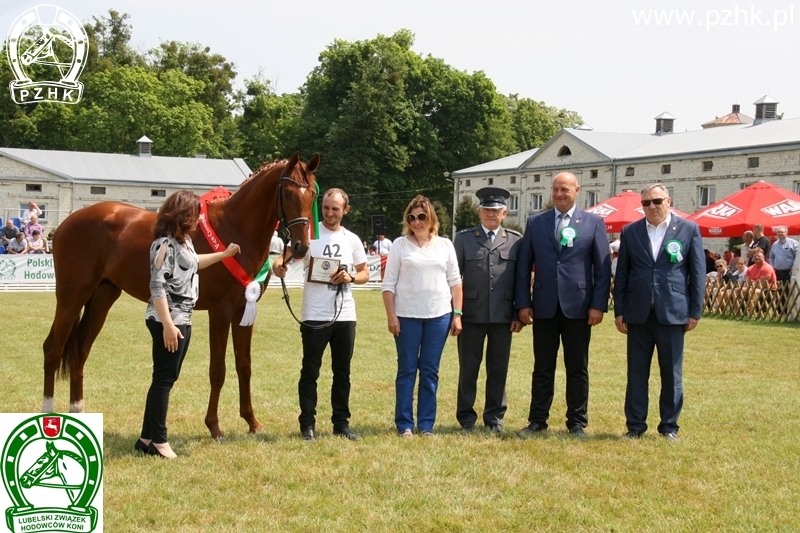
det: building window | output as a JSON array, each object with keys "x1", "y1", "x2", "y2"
[
  {"x1": 557, "y1": 146, "x2": 572, "y2": 157},
  {"x1": 585, "y1": 191, "x2": 599, "y2": 208},
  {"x1": 533, "y1": 174, "x2": 540, "y2": 183},
  {"x1": 795, "y1": 182, "x2": 800, "y2": 195},
  {"x1": 530, "y1": 194, "x2": 543, "y2": 212},
  {"x1": 465, "y1": 179, "x2": 470, "y2": 187},
  {"x1": 666, "y1": 187, "x2": 675, "y2": 207},
  {"x1": 747, "y1": 157, "x2": 760, "y2": 168},
  {"x1": 698, "y1": 186, "x2": 716, "y2": 207},
  {"x1": 91, "y1": 186, "x2": 106, "y2": 195},
  {"x1": 510, "y1": 176, "x2": 516, "y2": 185},
  {"x1": 740, "y1": 182, "x2": 755, "y2": 190},
  {"x1": 19, "y1": 203, "x2": 47, "y2": 220},
  {"x1": 702, "y1": 161, "x2": 713, "y2": 171},
  {"x1": 590, "y1": 170, "x2": 598, "y2": 179},
  {"x1": 151, "y1": 189, "x2": 166, "y2": 197},
  {"x1": 25, "y1": 184, "x2": 42, "y2": 192},
  {"x1": 661, "y1": 164, "x2": 671, "y2": 174},
  {"x1": 625, "y1": 167, "x2": 635, "y2": 176},
  {"x1": 487, "y1": 178, "x2": 494, "y2": 185},
  {"x1": 508, "y1": 195, "x2": 519, "y2": 212}
]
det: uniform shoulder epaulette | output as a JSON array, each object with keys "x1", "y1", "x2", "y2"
[
  {"x1": 457, "y1": 228, "x2": 473, "y2": 234},
  {"x1": 505, "y1": 228, "x2": 522, "y2": 236}
]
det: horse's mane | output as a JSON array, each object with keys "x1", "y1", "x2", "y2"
[{"x1": 233, "y1": 158, "x2": 288, "y2": 194}]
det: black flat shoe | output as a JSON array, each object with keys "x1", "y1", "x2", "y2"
[
  {"x1": 134, "y1": 439, "x2": 149, "y2": 454},
  {"x1": 147, "y1": 442, "x2": 173, "y2": 458}
]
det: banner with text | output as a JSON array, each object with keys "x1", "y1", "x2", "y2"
[{"x1": 0, "y1": 255, "x2": 54, "y2": 284}]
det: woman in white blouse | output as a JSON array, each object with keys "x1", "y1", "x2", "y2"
[{"x1": 382, "y1": 195, "x2": 463, "y2": 437}]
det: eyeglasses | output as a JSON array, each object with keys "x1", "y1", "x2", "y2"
[
  {"x1": 641, "y1": 198, "x2": 667, "y2": 207},
  {"x1": 407, "y1": 213, "x2": 428, "y2": 223}
]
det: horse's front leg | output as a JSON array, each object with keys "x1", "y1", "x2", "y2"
[
  {"x1": 205, "y1": 309, "x2": 230, "y2": 440},
  {"x1": 231, "y1": 306, "x2": 262, "y2": 433}
]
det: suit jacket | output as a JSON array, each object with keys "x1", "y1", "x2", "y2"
[
  {"x1": 613, "y1": 215, "x2": 705, "y2": 325},
  {"x1": 454, "y1": 226, "x2": 522, "y2": 323},
  {"x1": 514, "y1": 208, "x2": 611, "y2": 319}
]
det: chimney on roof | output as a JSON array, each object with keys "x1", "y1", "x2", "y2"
[
  {"x1": 753, "y1": 95, "x2": 778, "y2": 124},
  {"x1": 137, "y1": 135, "x2": 153, "y2": 157},
  {"x1": 732, "y1": 104, "x2": 740, "y2": 113},
  {"x1": 654, "y1": 112, "x2": 675, "y2": 135}
]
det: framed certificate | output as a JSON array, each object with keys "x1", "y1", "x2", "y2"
[{"x1": 307, "y1": 256, "x2": 340, "y2": 284}]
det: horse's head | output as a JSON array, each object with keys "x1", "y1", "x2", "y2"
[{"x1": 279, "y1": 152, "x2": 320, "y2": 259}]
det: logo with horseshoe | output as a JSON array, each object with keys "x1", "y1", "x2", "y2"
[
  {"x1": 1, "y1": 414, "x2": 103, "y2": 533},
  {"x1": 5, "y1": 5, "x2": 89, "y2": 104}
]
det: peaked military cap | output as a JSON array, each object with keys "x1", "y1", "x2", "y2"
[{"x1": 475, "y1": 186, "x2": 509, "y2": 209}]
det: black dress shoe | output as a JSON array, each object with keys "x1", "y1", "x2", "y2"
[
  {"x1": 134, "y1": 439, "x2": 149, "y2": 454},
  {"x1": 568, "y1": 425, "x2": 586, "y2": 438},
  {"x1": 623, "y1": 430, "x2": 644, "y2": 439},
  {"x1": 333, "y1": 426, "x2": 361, "y2": 441},
  {"x1": 660, "y1": 432, "x2": 679, "y2": 442},
  {"x1": 487, "y1": 424, "x2": 504, "y2": 433},
  {"x1": 301, "y1": 427, "x2": 316, "y2": 441},
  {"x1": 460, "y1": 423, "x2": 476, "y2": 432},
  {"x1": 518, "y1": 422, "x2": 547, "y2": 437}
]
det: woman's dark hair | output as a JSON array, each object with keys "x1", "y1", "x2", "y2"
[{"x1": 153, "y1": 190, "x2": 200, "y2": 243}]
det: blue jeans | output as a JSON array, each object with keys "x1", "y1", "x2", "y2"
[{"x1": 394, "y1": 314, "x2": 451, "y2": 432}]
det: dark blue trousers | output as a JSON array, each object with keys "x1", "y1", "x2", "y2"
[{"x1": 625, "y1": 309, "x2": 685, "y2": 434}]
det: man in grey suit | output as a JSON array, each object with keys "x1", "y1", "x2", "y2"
[
  {"x1": 515, "y1": 172, "x2": 611, "y2": 437},
  {"x1": 454, "y1": 187, "x2": 524, "y2": 432},
  {"x1": 614, "y1": 183, "x2": 705, "y2": 442}
]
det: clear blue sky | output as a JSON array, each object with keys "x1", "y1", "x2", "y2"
[{"x1": 3, "y1": 0, "x2": 798, "y2": 135}]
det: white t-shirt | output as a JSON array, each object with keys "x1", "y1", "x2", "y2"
[
  {"x1": 269, "y1": 232, "x2": 284, "y2": 255},
  {"x1": 301, "y1": 226, "x2": 366, "y2": 322},
  {"x1": 373, "y1": 237, "x2": 392, "y2": 255},
  {"x1": 381, "y1": 235, "x2": 461, "y2": 319}
]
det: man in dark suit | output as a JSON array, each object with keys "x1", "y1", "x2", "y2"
[
  {"x1": 613, "y1": 183, "x2": 704, "y2": 442},
  {"x1": 515, "y1": 172, "x2": 611, "y2": 437},
  {"x1": 454, "y1": 187, "x2": 524, "y2": 433}
]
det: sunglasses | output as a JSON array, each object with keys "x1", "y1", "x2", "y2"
[
  {"x1": 641, "y1": 197, "x2": 667, "y2": 207},
  {"x1": 407, "y1": 213, "x2": 428, "y2": 223}
]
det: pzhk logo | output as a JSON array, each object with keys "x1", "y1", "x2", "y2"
[
  {"x1": 6, "y1": 5, "x2": 89, "y2": 104},
  {"x1": 2, "y1": 414, "x2": 103, "y2": 533},
  {"x1": 0, "y1": 259, "x2": 16, "y2": 281}
]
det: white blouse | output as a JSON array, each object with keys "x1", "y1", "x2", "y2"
[{"x1": 381, "y1": 235, "x2": 461, "y2": 319}]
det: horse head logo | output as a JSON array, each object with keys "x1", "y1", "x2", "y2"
[{"x1": 5, "y1": 5, "x2": 89, "y2": 104}]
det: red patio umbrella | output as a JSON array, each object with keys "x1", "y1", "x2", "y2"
[
  {"x1": 686, "y1": 180, "x2": 800, "y2": 237},
  {"x1": 584, "y1": 190, "x2": 689, "y2": 233}
]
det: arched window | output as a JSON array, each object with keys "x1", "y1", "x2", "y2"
[{"x1": 557, "y1": 146, "x2": 572, "y2": 157}]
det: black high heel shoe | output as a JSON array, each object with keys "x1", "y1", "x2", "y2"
[{"x1": 134, "y1": 439, "x2": 150, "y2": 454}]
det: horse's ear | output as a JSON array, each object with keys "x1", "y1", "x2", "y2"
[
  {"x1": 306, "y1": 153, "x2": 321, "y2": 173},
  {"x1": 287, "y1": 151, "x2": 300, "y2": 171}
]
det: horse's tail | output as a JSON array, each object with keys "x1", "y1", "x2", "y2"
[{"x1": 58, "y1": 317, "x2": 81, "y2": 379}]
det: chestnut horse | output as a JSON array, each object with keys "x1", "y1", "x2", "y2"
[{"x1": 42, "y1": 152, "x2": 319, "y2": 439}]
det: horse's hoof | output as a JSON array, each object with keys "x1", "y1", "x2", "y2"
[
  {"x1": 212, "y1": 436, "x2": 226, "y2": 444},
  {"x1": 250, "y1": 426, "x2": 265, "y2": 435}
]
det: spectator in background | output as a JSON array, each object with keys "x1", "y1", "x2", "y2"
[
  {"x1": 7, "y1": 232, "x2": 27, "y2": 254},
  {"x1": 723, "y1": 250, "x2": 735, "y2": 268},
  {"x1": 368, "y1": 245, "x2": 378, "y2": 255},
  {"x1": 609, "y1": 239, "x2": 620, "y2": 278},
  {"x1": 704, "y1": 249, "x2": 717, "y2": 274},
  {"x1": 750, "y1": 224, "x2": 770, "y2": 265},
  {"x1": 24, "y1": 214, "x2": 43, "y2": 239},
  {"x1": 27, "y1": 230, "x2": 47, "y2": 254},
  {"x1": 744, "y1": 248, "x2": 777, "y2": 315},
  {"x1": 21, "y1": 201, "x2": 42, "y2": 224},
  {"x1": 373, "y1": 234, "x2": 392, "y2": 256},
  {"x1": 769, "y1": 226, "x2": 797, "y2": 283},
  {"x1": 730, "y1": 257, "x2": 748, "y2": 283},
  {"x1": 741, "y1": 231, "x2": 754, "y2": 265},
  {"x1": 1, "y1": 219, "x2": 17, "y2": 248}
]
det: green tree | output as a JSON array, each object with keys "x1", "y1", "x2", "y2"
[
  {"x1": 295, "y1": 30, "x2": 519, "y2": 237},
  {"x1": 454, "y1": 196, "x2": 480, "y2": 231},
  {"x1": 506, "y1": 95, "x2": 583, "y2": 151},
  {"x1": 237, "y1": 76, "x2": 303, "y2": 169}
]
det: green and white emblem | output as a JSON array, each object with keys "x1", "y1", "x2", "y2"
[{"x1": 2, "y1": 414, "x2": 103, "y2": 533}]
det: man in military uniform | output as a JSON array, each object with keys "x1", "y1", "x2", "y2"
[{"x1": 454, "y1": 187, "x2": 524, "y2": 432}]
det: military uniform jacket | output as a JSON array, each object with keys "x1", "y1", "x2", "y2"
[{"x1": 454, "y1": 226, "x2": 522, "y2": 323}]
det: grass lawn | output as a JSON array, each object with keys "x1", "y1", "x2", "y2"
[{"x1": 1, "y1": 290, "x2": 799, "y2": 532}]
